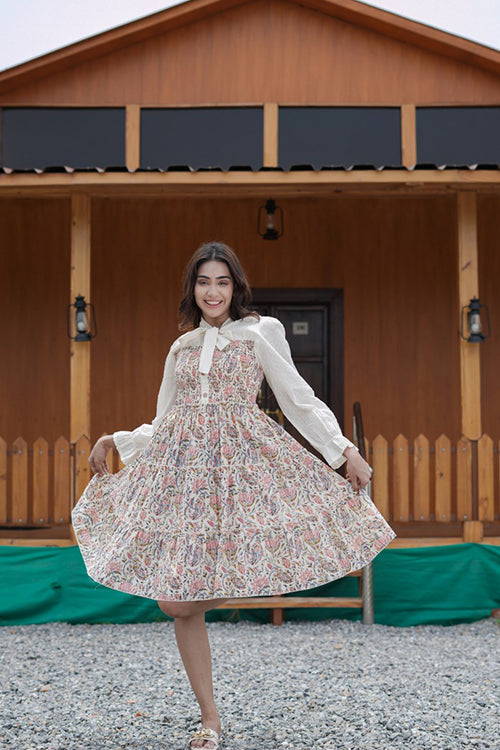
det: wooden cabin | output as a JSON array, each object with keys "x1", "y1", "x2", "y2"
[{"x1": 0, "y1": 0, "x2": 499, "y2": 547}]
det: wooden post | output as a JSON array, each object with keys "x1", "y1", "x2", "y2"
[
  {"x1": 263, "y1": 103, "x2": 278, "y2": 168},
  {"x1": 70, "y1": 195, "x2": 91, "y2": 538},
  {"x1": 401, "y1": 104, "x2": 416, "y2": 167},
  {"x1": 126, "y1": 105, "x2": 141, "y2": 171},
  {"x1": 457, "y1": 192, "x2": 482, "y2": 541},
  {"x1": 463, "y1": 520, "x2": 483, "y2": 543},
  {"x1": 70, "y1": 196, "x2": 91, "y2": 443},
  {"x1": 457, "y1": 192, "x2": 481, "y2": 440}
]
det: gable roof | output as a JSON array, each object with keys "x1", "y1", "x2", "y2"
[{"x1": 1, "y1": 0, "x2": 500, "y2": 95}]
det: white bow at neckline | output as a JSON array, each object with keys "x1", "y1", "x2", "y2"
[{"x1": 198, "y1": 321, "x2": 232, "y2": 374}]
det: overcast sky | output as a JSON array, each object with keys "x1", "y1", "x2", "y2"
[{"x1": 0, "y1": 0, "x2": 499, "y2": 72}]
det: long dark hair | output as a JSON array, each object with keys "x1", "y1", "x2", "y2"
[{"x1": 178, "y1": 241, "x2": 258, "y2": 330}]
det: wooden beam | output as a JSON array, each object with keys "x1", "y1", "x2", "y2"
[
  {"x1": 126, "y1": 105, "x2": 140, "y2": 171},
  {"x1": 263, "y1": 103, "x2": 278, "y2": 167},
  {"x1": 1, "y1": 169, "x2": 500, "y2": 200},
  {"x1": 401, "y1": 104, "x2": 416, "y2": 167},
  {"x1": 70, "y1": 194, "x2": 91, "y2": 443},
  {"x1": 218, "y1": 596, "x2": 363, "y2": 609},
  {"x1": 457, "y1": 192, "x2": 482, "y2": 440},
  {"x1": 0, "y1": 538, "x2": 75, "y2": 546}
]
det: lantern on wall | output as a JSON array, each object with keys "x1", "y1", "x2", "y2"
[
  {"x1": 67, "y1": 295, "x2": 98, "y2": 341},
  {"x1": 461, "y1": 297, "x2": 490, "y2": 343},
  {"x1": 258, "y1": 199, "x2": 284, "y2": 240}
]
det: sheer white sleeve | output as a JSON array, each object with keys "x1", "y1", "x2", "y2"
[
  {"x1": 255, "y1": 317, "x2": 357, "y2": 469},
  {"x1": 113, "y1": 344, "x2": 178, "y2": 465}
]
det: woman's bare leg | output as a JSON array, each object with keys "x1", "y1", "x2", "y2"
[{"x1": 158, "y1": 599, "x2": 226, "y2": 749}]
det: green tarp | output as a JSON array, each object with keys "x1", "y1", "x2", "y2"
[{"x1": 1, "y1": 543, "x2": 499, "y2": 627}]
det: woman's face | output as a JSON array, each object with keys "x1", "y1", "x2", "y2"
[{"x1": 194, "y1": 260, "x2": 234, "y2": 327}]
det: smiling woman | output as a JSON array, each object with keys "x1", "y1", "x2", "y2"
[
  {"x1": 71, "y1": 238, "x2": 393, "y2": 749},
  {"x1": 194, "y1": 261, "x2": 234, "y2": 328},
  {"x1": 178, "y1": 241, "x2": 258, "y2": 330}
]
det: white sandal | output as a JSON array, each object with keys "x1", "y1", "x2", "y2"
[{"x1": 188, "y1": 726, "x2": 222, "y2": 749}]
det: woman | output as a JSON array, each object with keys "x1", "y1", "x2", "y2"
[{"x1": 72, "y1": 241, "x2": 395, "y2": 749}]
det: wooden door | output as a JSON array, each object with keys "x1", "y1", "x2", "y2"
[{"x1": 252, "y1": 288, "x2": 344, "y2": 458}]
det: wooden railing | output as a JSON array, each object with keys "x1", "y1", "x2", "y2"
[
  {"x1": 0, "y1": 434, "x2": 499, "y2": 530},
  {"x1": 368, "y1": 434, "x2": 499, "y2": 524},
  {"x1": 0, "y1": 435, "x2": 119, "y2": 527}
]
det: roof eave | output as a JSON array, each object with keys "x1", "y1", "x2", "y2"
[
  {"x1": 1, "y1": 168, "x2": 500, "y2": 201},
  {"x1": 0, "y1": 0, "x2": 249, "y2": 96},
  {"x1": 299, "y1": 0, "x2": 500, "y2": 75}
]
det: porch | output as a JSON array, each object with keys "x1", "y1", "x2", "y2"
[{"x1": 1, "y1": 167, "x2": 500, "y2": 546}]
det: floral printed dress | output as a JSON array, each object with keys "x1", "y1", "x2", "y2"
[{"x1": 72, "y1": 315, "x2": 396, "y2": 601}]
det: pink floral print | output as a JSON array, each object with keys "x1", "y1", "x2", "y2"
[{"x1": 72, "y1": 341, "x2": 396, "y2": 601}]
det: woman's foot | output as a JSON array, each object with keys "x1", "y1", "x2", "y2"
[{"x1": 189, "y1": 713, "x2": 221, "y2": 749}]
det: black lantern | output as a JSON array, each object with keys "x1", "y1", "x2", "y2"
[
  {"x1": 258, "y1": 199, "x2": 283, "y2": 240},
  {"x1": 461, "y1": 297, "x2": 491, "y2": 343},
  {"x1": 67, "y1": 295, "x2": 98, "y2": 341}
]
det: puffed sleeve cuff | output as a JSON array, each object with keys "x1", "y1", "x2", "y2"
[
  {"x1": 113, "y1": 424, "x2": 154, "y2": 465},
  {"x1": 112, "y1": 342, "x2": 179, "y2": 466},
  {"x1": 322, "y1": 436, "x2": 359, "y2": 470}
]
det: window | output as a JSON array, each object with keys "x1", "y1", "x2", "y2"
[
  {"x1": 140, "y1": 107, "x2": 263, "y2": 169},
  {"x1": 1, "y1": 108, "x2": 126, "y2": 169},
  {"x1": 417, "y1": 107, "x2": 500, "y2": 165},
  {"x1": 279, "y1": 107, "x2": 401, "y2": 168}
]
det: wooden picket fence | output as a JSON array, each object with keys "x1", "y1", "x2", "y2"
[
  {"x1": 367, "y1": 433, "x2": 499, "y2": 523},
  {"x1": 0, "y1": 433, "x2": 498, "y2": 528},
  {"x1": 0, "y1": 435, "x2": 121, "y2": 528}
]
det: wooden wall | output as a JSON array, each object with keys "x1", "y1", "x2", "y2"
[
  {"x1": 478, "y1": 195, "x2": 500, "y2": 437},
  {"x1": 3, "y1": 0, "x2": 500, "y2": 105},
  {"x1": 90, "y1": 194, "x2": 462, "y2": 444},
  {"x1": 0, "y1": 199, "x2": 70, "y2": 444},
  {"x1": 9, "y1": 193, "x2": 500, "y2": 447}
]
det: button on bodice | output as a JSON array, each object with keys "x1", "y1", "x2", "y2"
[{"x1": 175, "y1": 340, "x2": 263, "y2": 406}]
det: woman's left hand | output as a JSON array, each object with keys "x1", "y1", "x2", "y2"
[{"x1": 343, "y1": 447, "x2": 373, "y2": 491}]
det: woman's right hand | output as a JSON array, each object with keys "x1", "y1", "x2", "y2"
[{"x1": 88, "y1": 435, "x2": 115, "y2": 475}]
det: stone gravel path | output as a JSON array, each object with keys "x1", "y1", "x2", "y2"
[{"x1": 1, "y1": 618, "x2": 498, "y2": 749}]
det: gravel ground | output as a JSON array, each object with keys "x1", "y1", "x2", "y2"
[{"x1": 1, "y1": 618, "x2": 498, "y2": 750}]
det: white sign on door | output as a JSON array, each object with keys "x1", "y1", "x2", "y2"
[{"x1": 292, "y1": 321, "x2": 309, "y2": 335}]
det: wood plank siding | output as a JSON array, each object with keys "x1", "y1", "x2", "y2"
[
  {"x1": 0, "y1": 193, "x2": 473, "y2": 447},
  {"x1": 0, "y1": 199, "x2": 70, "y2": 445},
  {"x1": 478, "y1": 196, "x2": 500, "y2": 438},
  {"x1": 2, "y1": 0, "x2": 500, "y2": 106},
  {"x1": 90, "y1": 194, "x2": 462, "y2": 446}
]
